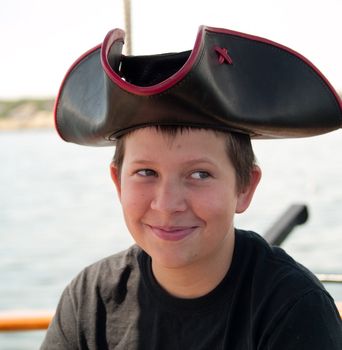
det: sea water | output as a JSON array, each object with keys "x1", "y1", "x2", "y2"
[{"x1": 0, "y1": 129, "x2": 341, "y2": 349}]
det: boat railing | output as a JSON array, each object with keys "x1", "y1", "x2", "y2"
[
  {"x1": 263, "y1": 203, "x2": 309, "y2": 246},
  {"x1": 0, "y1": 311, "x2": 53, "y2": 332}
]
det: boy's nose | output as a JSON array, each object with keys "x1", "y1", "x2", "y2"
[{"x1": 150, "y1": 179, "x2": 187, "y2": 214}]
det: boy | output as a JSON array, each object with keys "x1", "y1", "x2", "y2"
[{"x1": 41, "y1": 26, "x2": 342, "y2": 349}]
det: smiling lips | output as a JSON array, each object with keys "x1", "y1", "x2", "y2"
[{"x1": 147, "y1": 225, "x2": 199, "y2": 241}]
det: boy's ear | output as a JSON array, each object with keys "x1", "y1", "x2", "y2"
[
  {"x1": 235, "y1": 165, "x2": 262, "y2": 214},
  {"x1": 110, "y1": 162, "x2": 121, "y2": 199}
]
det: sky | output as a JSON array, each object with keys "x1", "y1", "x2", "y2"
[{"x1": 0, "y1": 0, "x2": 341, "y2": 99}]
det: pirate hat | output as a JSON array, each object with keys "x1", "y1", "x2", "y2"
[{"x1": 55, "y1": 26, "x2": 342, "y2": 146}]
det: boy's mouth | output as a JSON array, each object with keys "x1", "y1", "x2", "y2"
[{"x1": 146, "y1": 225, "x2": 199, "y2": 241}]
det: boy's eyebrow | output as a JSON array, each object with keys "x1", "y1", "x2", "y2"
[
  {"x1": 182, "y1": 158, "x2": 217, "y2": 166},
  {"x1": 129, "y1": 157, "x2": 218, "y2": 166}
]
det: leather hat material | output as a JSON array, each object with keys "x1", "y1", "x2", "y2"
[{"x1": 55, "y1": 26, "x2": 342, "y2": 146}]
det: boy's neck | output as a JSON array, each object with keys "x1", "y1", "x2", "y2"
[{"x1": 151, "y1": 231, "x2": 235, "y2": 299}]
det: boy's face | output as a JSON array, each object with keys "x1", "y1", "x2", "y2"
[{"x1": 111, "y1": 128, "x2": 260, "y2": 272}]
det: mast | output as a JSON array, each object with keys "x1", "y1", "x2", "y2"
[{"x1": 123, "y1": 0, "x2": 132, "y2": 55}]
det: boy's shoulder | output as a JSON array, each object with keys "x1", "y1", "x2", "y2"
[
  {"x1": 234, "y1": 230, "x2": 341, "y2": 349},
  {"x1": 235, "y1": 229, "x2": 328, "y2": 298},
  {"x1": 67, "y1": 244, "x2": 143, "y2": 298},
  {"x1": 85, "y1": 244, "x2": 142, "y2": 272},
  {"x1": 234, "y1": 229, "x2": 335, "y2": 318}
]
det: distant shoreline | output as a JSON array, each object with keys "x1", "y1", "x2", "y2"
[
  {"x1": 0, "y1": 99, "x2": 54, "y2": 130},
  {"x1": 0, "y1": 112, "x2": 54, "y2": 130}
]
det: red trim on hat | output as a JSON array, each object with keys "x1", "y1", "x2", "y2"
[
  {"x1": 54, "y1": 44, "x2": 102, "y2": 140},
  {"x1": 206, "y1": 26, "x2": 342, "y2": 111},
  {"x1": 101, "y1": 27, "x2": 205, "y2": 96}
]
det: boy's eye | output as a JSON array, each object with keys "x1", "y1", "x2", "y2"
[
  {"x1": 136, "y1": 169, "x2": 157, "y2": 177},
  {"x1": 190, "y1": 171, "x2": 211, "y2": 180}
]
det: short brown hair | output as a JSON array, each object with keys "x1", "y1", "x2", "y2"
[{"x1": 112, "y1": 126, "x2": 256, "y2": 192}]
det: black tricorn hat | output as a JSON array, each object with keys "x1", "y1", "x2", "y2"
[{"x1": 55, "y1": 26, "x2": 342, "y2": 146}]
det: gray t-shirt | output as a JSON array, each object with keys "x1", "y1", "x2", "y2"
[{"x1": 41, "y1": 230, "x2": 342, "y2": 349}]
